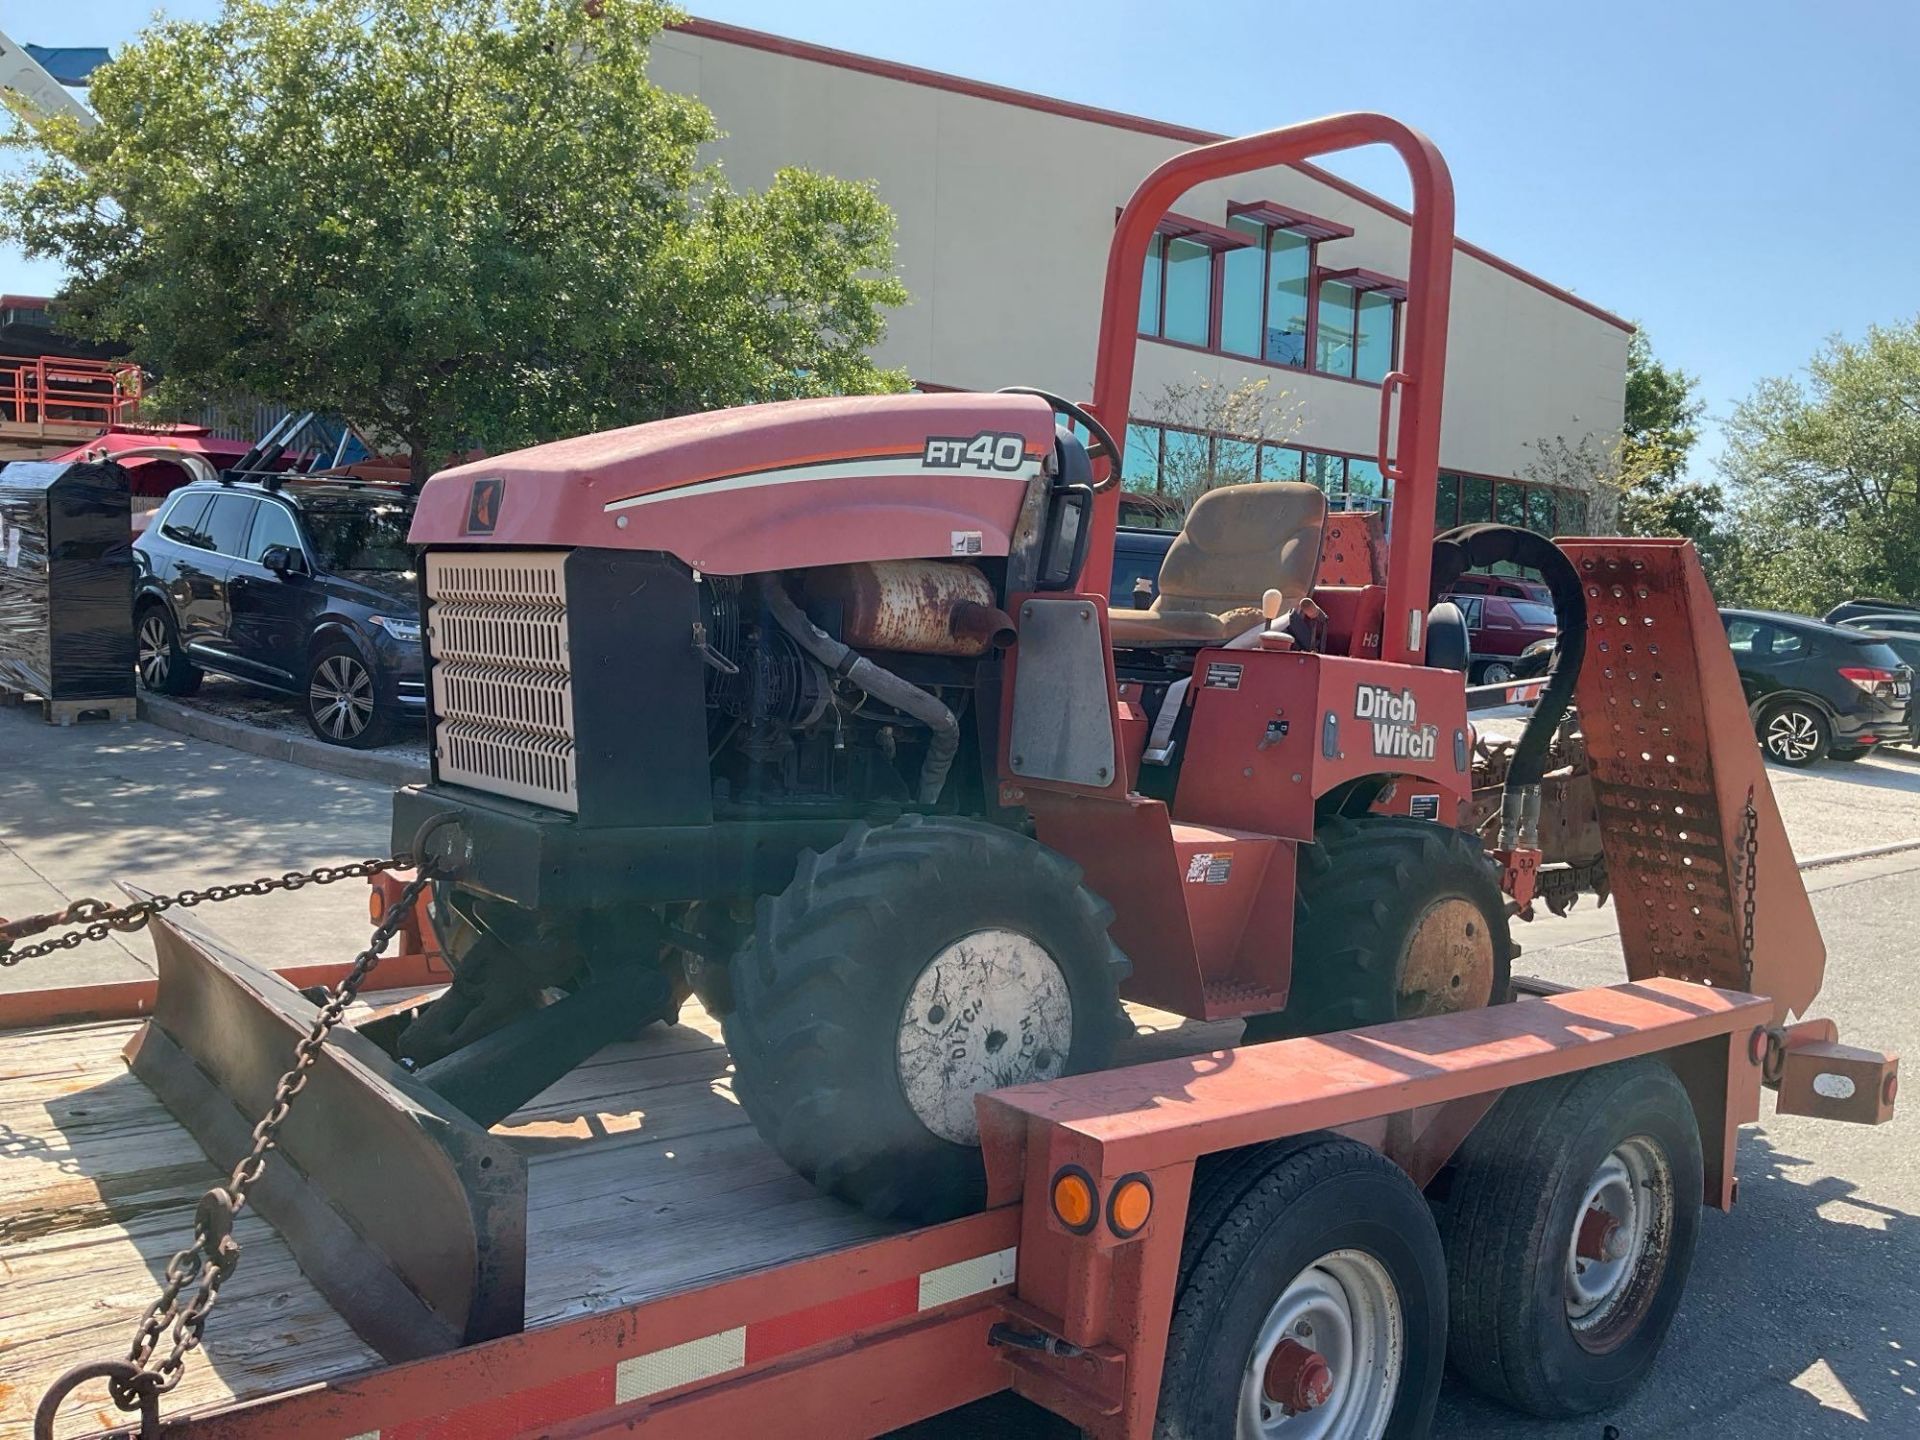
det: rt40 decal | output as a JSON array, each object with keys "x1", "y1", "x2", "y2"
[{"x1": 923, "y1": 431, "x2": 1030, "y2": 473}]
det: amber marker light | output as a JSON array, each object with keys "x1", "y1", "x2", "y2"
[
  {"x1": 1050, "y1": 1166, "x2": 1097, "y2": 1234},
  {"x1": 1108, "y1": 1174, "x2": 1154, "y2": 1237}
]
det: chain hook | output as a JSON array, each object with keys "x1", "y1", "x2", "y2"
[{"x1": 34, "y1": 1361, "x2": 161, "y2": 1440}]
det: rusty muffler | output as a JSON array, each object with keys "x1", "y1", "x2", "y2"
[{"x1": 804, "y1": 559, "x2": 1016, "y2": 656}]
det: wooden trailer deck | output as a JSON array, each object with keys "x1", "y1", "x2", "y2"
[{"x1": 0, "y1": 988, "x2": 1232, "y2": 1439}]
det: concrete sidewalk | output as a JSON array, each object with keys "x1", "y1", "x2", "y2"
[{"x1": 0, "y1": 704, "x2": 394, "y2": 993}]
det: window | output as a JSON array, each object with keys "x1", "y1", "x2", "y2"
[
  {"x1": 159, "y1": 492, "x2": 212, "y2": 548},
  {"x1": 1509, "y1": 600, "x2": 1558, "y2": 628},
  {"x1": 1261, "y1": 444, "x2": 1302, "y2": 483},
  {"x1": 1460, "y1": 476, "x2": 1493, "y2": 524},
  {"x1": 1139, "y1": 236, "x2": 1163, "y2": 335},
  {"x1": 1265, "y1": 232, "x2": 1312, "y2": 367},
  {"x1": 1526, "y1": 487, "x2": 1558, "y2": 535},
  {"x1": 1354, "y1": 292, "x2": 1396, "y2": 383},
  {"x1": 1436, "y1": 473, "x2": 1460, "y2": 530},
  {"x1": 246, "y1": 502, "x2": 303, "y2": 564},
  {"x1": 1303, "y1": 451, "x2": 1345, "y2": 495},
  {"x1": 200, "y1": 494, "x2": 257, "y2": 558},
  {"x1": 1215, "y1": 437, "x2": 1259, "y2": 486},
  {"x1": 1495, "y1": 483, "x2": 1527, "y2": 530},
  {"x1": 1162, "y1": 427, "x2": 1209, "y2": 490},
  {"x1": 1316, "y1": 281, "x2": 1355, "y2": 376},
  {"x1": 1125, "y1": 423, "x2": 1163, "y2": 492},
  {"x1": 1220, "y1": 218, "x2": 1265, "y2": 357},
  {"x1": 1162, "y1": 238, "x2": 1212, "y2": 345},
  {"x1": 304, "y1": 501, "x2": 416, "y2": 574},
  {"x1": 1345, "y1": 458, "x2": 1383, "y2": 501},
  {"x1": 1557, "y1": 491, "x2": 1589, "y2": 537}
]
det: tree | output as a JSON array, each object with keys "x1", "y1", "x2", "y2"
[
  {"x1": 0, "y1": 0, "x2": 909, "y2": 480},
  {"x1": 1719, "y1": 321, "x2": 1920, "y2": 613},
  {"x1": 1136, "y1": 375, "x2": 1301, "y2": 509},
  {"x1": 1615, "y1": 329, "x2": 1731, "y2": 572}
]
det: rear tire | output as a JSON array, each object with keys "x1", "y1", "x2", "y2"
[
  {"x1": 725, "y1": 816, "x2": 1129, "y2": 1221},
  {"x1": 1155, "y1": 1136, "x2": 1447, "y2": 1439},
  {"x1": 1431, "y1": 1058, "x2": 1703, "y2": 1418},
  {"x1": 1243, "y1": 817, "x2": 1512, "y2": 1043},
  {"x1": 135, "y1": 603, "x2": 202, "y2": 696},
  {"x1": 1759, "y1": 700, "x2": 1829, "y2": 767}
]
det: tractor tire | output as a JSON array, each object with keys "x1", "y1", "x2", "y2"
[
  {"x1": 725, "y1": 815, "x2": 1130, "y2": 1222},
  {"x1": 1243, "y1": 816, "x2": 1512, "y2": 1044},
  {"x1": 1155, "y1": 1135, "x2": 1447, "y2": 1439},
  {"x1": 1431, "y1": 1058, "x2": 1703, "y2": 1417},
  {"x1": 1759, "y1": 700, "x2": 1830, "y2": 767},
  {"x1": 135, "y1": 602, "x2": 202, "y2": 697}
]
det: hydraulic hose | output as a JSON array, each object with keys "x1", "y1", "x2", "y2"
[
  {"x1": 1431, "y1": 524, "x2": 1588, "y2": 846},
  {"x1": 757, "y1": 576, "x2": 962, "y2": 805}
]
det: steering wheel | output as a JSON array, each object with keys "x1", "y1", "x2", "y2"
[{"x1": 996, "y1": 387, "x2": 1123, "y2": 492}]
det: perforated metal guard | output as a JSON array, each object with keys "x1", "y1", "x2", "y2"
[
  {"x1": 1562, "y1": 539, "x2": 1824, "y2": 1019},
  {"x1": 426, "y1": 551, "x2": 577, "y2": 812}
]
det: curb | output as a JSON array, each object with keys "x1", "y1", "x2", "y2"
[
  {"x1": 1797, "y1": 837, "x2": 1920, "y2": 871},
  {"x1": 137, "y1": 694, "x2": 429, "y2": 788}
]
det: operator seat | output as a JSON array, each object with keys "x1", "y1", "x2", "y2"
[{"x1": 1108, "y1": 482, "x2": 1327, "y2": 648}]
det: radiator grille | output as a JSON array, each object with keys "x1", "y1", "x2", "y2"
[{"x1": 425, "y1": 551, "x2": 577, "y2": 811}]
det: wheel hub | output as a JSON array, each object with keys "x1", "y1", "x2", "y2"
[
  {"x1": 1242, "y1": 1249, "x2": 1403, "y2": 1438},
  {"x1": 1397, "y1": 897, "x2": 1496, "y2": 1019},
  {"x1": 1566, "y1": 1137, "x2": 1672, "y2": 1349},
  {"x1": 1263, "y1": 1339, "x2": 1334, "y2": 1414},
  {"x1": 895, "y1": 928, "x2": 1073, "y2": 1145}
]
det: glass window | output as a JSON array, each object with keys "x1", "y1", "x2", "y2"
[
  {"x1": 1316, "y1": 281, "x2": 1355, "y2": 376},
  {"x1": 1557, "y1": 491, "x2": 1589, "y2": 537},
  {"x1": 1214, "y1": 437, "x2": 1259, "y2": 486},
  {"x1": 303, "y1": 501, "x2": 417, "y2": 573},
  {"x1": 1260, "y1": 444, "x2": 1302, "y2": 483},
  {"x1": 159, "y1": 492, "x2": 212, "y2": 548},
  {"x1": 1526, "y1": 487, "x2": 1557, "y2": 535},
  {"x1": 1264, "y1": 231, "x2": 1311, "y2": 367},
  {"x1": 1162, "y1": 238, "x2": 1212, "y2": 346},
  {"x1": 1495, "y1": 483, "x2": 1528, "y2": 529},
  {"x1": 1138, "y1": 235, "x2": 1164, "y2": 335},
  {"x1": 1460, "y1": 475, "x2": 1493, "y2": 524},
  {"x1": 1110, "y1": 554, "x2": 1162, "y2": 609},
  {"x1": 1220, "y1": 218, "x2": 1266, "y2": 358},
  {"x1": 1124, "y1": 423, "x2": 1163, "y2": 492},
  {"x1": 1436, "y1": 473, "x2": 1460, "y2": 530},
  {"x1": 245, "y1": 502, "x2": 303, "y2": 564},
  {"x1": 1303, "y1": 450, "x2": 1345, "y2": 496},
  {"x1": 200, "y1": 494, "x2": 257, "y2": 558},
  {"x1": 1346, "y1": 458, "x2": 1383, "y2": 500},
  {"x1": 1161, "y1": 428, "x2": 1210, "y2": 492},
  {"x1": 1354, "y1": 292, "x2": 1396, "y2": 383},
  {"x1": 1510, "y1": 600, "x2": 1559, "y2": 627}
]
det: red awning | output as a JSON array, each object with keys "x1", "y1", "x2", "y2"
[
  {"x1": 1145, "y1": 211, "x2": 1257, "y2": 250},
  {"x1": 1318, "y1": 267, "x2": 1409, "y2": 301},
  {"x1": 1226, "y1": 200, "x2": 1356, "y2": 242}
]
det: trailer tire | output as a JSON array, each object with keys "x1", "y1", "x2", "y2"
[
  {"x1": 1431, "y1": 1058, "x2": 1703, "y2": 1418},
  {"x1": 1156, "y1": 1135, "x2": 1446, "y2": 1440},
  {"x1": 1243, "y1": 816, "x2": 1512, "y2": 1042},
  {"x1": 725, "y1": 816, "x2": 1129, "y2": 1222}
]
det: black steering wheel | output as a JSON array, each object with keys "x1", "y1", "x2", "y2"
[{"x1": 996, "y1": 387, "x2": 1123, "y2": 492}]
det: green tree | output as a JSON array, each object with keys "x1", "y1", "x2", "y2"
[
  {"x1": 1615, "y1": 329, "x2": 1735, "y2": 576},
  {"x1": 0, "y1": 0, "x2": 909, "y2": 480},
  {"x1": 1720, "y1": 321, "x2": 1920, "y2": 613}
]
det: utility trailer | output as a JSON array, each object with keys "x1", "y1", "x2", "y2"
[{"x1": 2, "y1": 113, "x2": 1900, "y2": 1440}]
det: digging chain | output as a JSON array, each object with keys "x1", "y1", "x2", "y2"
[
  {"x1": 1740, "y1": 785, "x2": 1760, "y2": 975},
  {"x1": 0, "y1": 859, "x2": 404, "y2": 965}
]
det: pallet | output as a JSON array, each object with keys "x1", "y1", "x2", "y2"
[{"x1": 0, "y1": 685, "x2": 136, "y2": 726}]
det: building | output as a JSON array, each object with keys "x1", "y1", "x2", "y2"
[{"x1": 650, "y1": 19, "x2": 1630, "y2": 535}]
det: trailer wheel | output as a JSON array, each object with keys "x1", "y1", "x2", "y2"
[
  {"x1": 725, "y1": 816, "x2": 1128, "y2": 1222},
  {"x1": 1431, "y1": 1058, "x2": 1703, "y2": 1418},
  {"x1": 1244, "y1": 816, "x2": 1512, "y2": 1043},
  {"x1": 1156, "y1": 1136, "x2": 1446, "y2": 1440}
]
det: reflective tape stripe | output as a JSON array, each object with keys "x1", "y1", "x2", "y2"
[
  {"x1": 917, "y1": 1245, "x2": 1017, "y2": 1310},
  {"x1": 614, "y1": 1326, "x2": 748, "y2": 1403}
]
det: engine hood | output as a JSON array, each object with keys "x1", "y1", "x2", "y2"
[{"x1": 409, "y1": 392, "x2": 1059, "y2": 574}]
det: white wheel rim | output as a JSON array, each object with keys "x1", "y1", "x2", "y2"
[
  {"x1": 1484, "y1": 663, "x2": 1511, "y2": 683},
  {"x1": 895, "y1": 928, "x2": 1073, "y2": 1145},
  {"x1": 137, "y1": 615, "x2": 170, "y2": 686},
  {"x1": 1565, "y1": 1136, "x2": 1671, "y2": 1344},
  {"x1": 310, "y1": 655, "x2": 375, "y2": 739},
  {"x1": 1241, "y1": 1249, "x2": 1404, "y2": 1439},
  {"x1": 1766, "y1": 709, "x2": 1818, "y2": 761}
]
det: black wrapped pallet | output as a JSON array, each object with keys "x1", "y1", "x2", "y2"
[{"x1": 0, "y1": 460, "x2": 135, "y2": 721}]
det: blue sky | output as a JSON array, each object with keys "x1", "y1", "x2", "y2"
[{"x1": 7, "y1": 0, "x2": 1920, "y2": 470}]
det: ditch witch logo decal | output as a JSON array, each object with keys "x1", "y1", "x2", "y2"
[
  {"x1": 1356, "y1": 684, "x2": 1439, "y2": 761},
  {"x1": 465, "y1": 476, "x2": 504, "y2": 535}
]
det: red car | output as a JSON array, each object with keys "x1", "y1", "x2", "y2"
[
  {"x1": 1452, "y1": 591, "x2": 1558, "y2": 683},
  {"x1": 1445, "y1": 571, "x2": 1552, "y2": 605}
]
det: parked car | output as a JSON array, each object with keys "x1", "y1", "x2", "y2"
[
  {"x1": 1720, "y1": 609, "x2": 1914, "y2": 767},
  {"x1": 1109, "y1": 525, "x2": 1176, "y2": 609},
  {"x1": 133, "y1": 479, "x2": 423, "y2": 748},
  {"x1": 1453, "y1": 592, "x2": 1557, "y2": 684},
  {"x1": 1822, "y1": 596, "x2": 1920, "y2": 627}
]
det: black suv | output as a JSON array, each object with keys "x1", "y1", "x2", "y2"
[
  {"x1": 1720, "y1": 608, "x2": 1914, "y2": 767},
  {"x1": 133, "y1": 480, "x2": 423, "y2": 747}
]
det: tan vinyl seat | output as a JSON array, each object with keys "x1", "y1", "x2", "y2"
[{"x1": 1108, "y1": 483, "x2": 1327, "y2": 648}]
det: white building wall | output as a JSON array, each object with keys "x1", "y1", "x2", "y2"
[{"x1": 650, "y1": 25, "x2": 1629, "y2": 487}]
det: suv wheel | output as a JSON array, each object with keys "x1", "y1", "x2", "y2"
[
  {"x1": 1760, "y1": 701, "x2": 1830, "y2": 768},
  {"x1": 306, "y1": 640, "x2": 396, "y2": 748},
  {"x1": 135, "y1": 604, "x2": 203, "y2": 696}
]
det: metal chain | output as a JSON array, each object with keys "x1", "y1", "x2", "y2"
[
  {"x1": 1739, "y1": 784, "x2": 1760, "y2": 974},
  {"x1": 109, "y1": 867, "x2": 435, "y2": 1423},
  {"x1": 0, "y1": 858, "x2": 404, "y2": 965}
]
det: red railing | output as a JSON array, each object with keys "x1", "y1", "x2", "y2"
[{"x1": 0, "y1": 354, "x2": 143, "y2": 438}]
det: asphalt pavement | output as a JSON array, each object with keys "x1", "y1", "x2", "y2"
[{"x1": 3, "y1": 708, "x2": 1918, "y2": 1436}]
